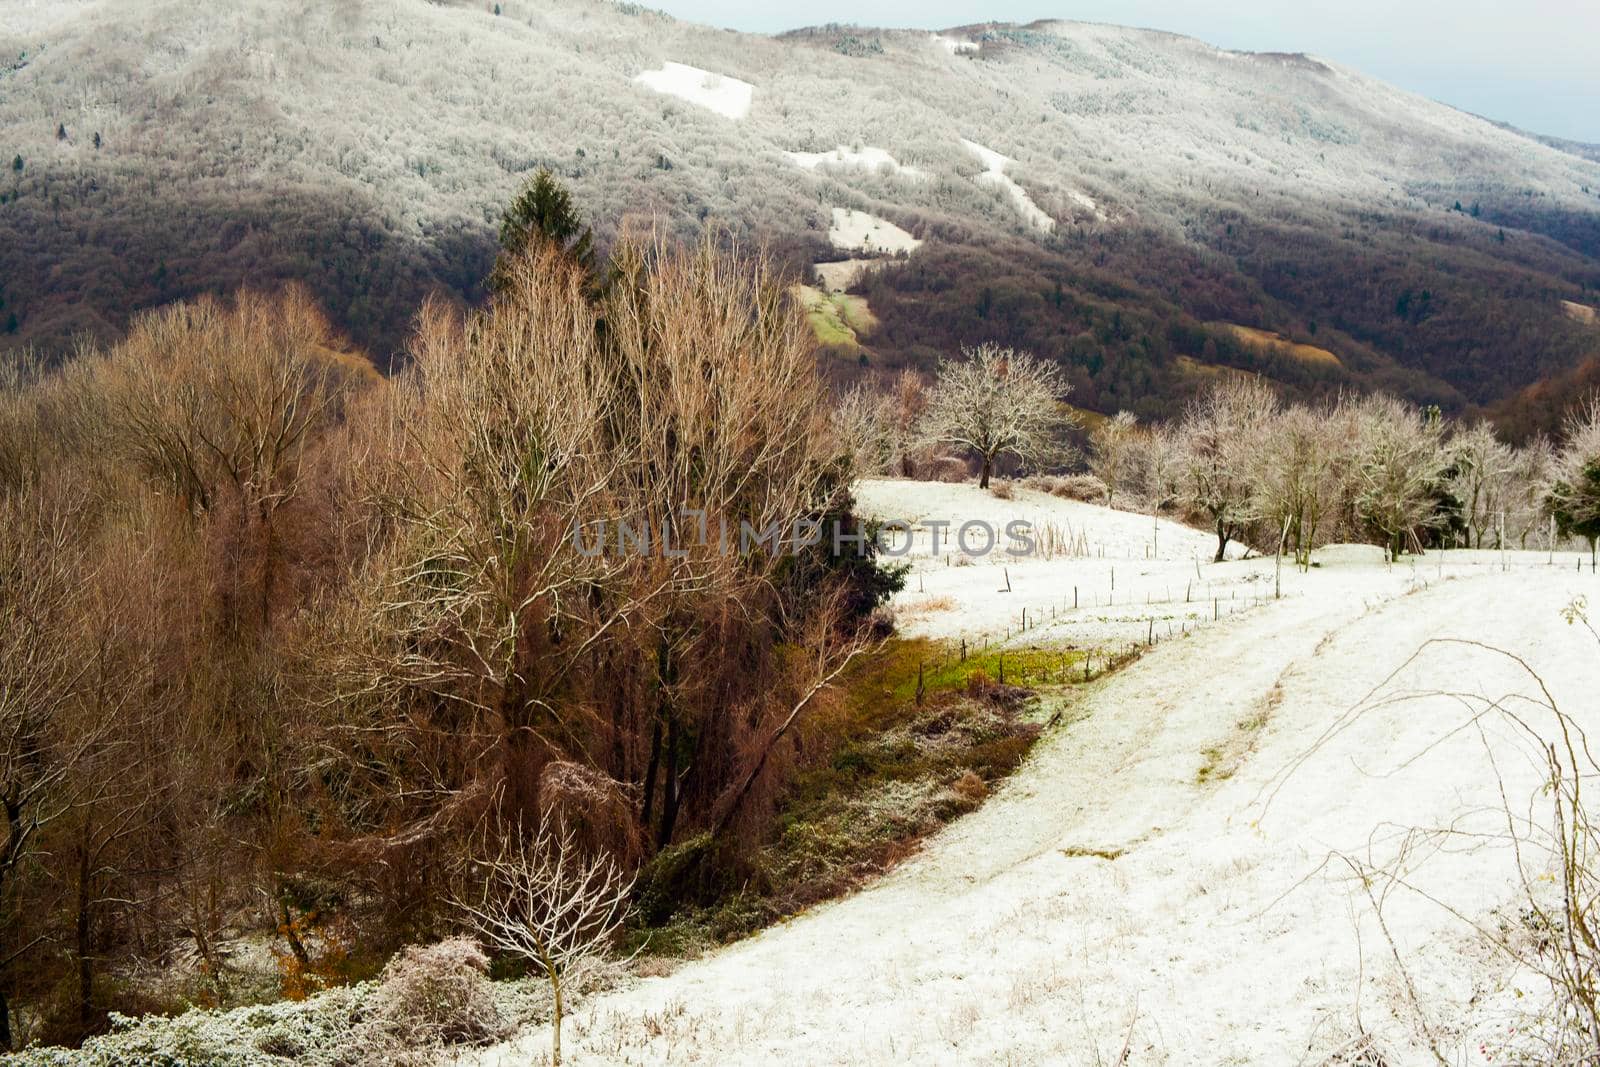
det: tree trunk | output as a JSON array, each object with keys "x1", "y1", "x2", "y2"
[
  {"x1": 640, "y1": 719, "x2": 661, "y2": 829},
  {"x1": 549, "y1": 962, "x2": 563, "y2": 1067},
  {"x1": 279, "y1": 901, "x2": 310, "y2": 967},
  {"x1": 76, "y1": 840, "x2": 92, "y2": 1032},
  {"x1": 0, "y1": 984, "x2": 10, "y2": 1052},
  {"x1": 1213, "y1": 520, "x2": 1228, "y2": 564},
  {"x1": 258, "y1": 498, "x2": 275, "y2": 634},
  {"x1": 979, "y1": 454, "x2": 992, "y2": 490},
  {"x1": 656, "y1": 717, "x2": 680, "y2": 848}
]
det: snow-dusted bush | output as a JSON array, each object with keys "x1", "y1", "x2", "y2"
[
  {"x1": 3, "y1": 941, "x2": 559, "y2": 1067},
  {"x1": 5, "y1": 984, "x2": 371, "y2": 1067},
  {"x1": 1028, "y1": 473, "x2": 1108, "y2": 502},
  {"x1": 351, "y1": 938, "x2": 509, "y2": 1064}
]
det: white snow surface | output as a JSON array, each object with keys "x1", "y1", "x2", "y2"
[
  {"x1": 467, "y1": 481, "x2": 1600, "y2": 1066},
  {"x1": 960, "y1": 138, "x2": 1058, "y2": 233},
  {"x1": 826, "y1": 207, "x2": 921, "y2": 254},
  {"x1": 632, "y1": 62, "x2": 753, "y2": 120},
  {"x1": 933, "y1": 33, "x2": 979, "y2": 54},
  {"x1": 784, "y1": 145, "x2": 925, "y2": 180}
]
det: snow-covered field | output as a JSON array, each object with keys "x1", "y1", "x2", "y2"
[
  {"x1": 467, "y1": 481, "x2": 1600, "y2": 1066},
  {"x1": 827, "y1": 208, "x2": 922, "y2": 254},
  {"x1": 633, "y1": 62, "x2": 753, "y2": 120}
]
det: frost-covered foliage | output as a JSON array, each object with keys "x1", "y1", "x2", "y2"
[
  {"x1": 1088, "y1": 411, "x2": 1140, "y2": 506},
  {"x1": 6, "y1": 985, "x2": 372, "y2": 1067},
  {"x1": 1177, "y1": 377, "x2": 1278, "y2": 561},
  {"x1": 352, "y1": 939, "x2": 509, "y2": 1063},
  {"x1": 3, "y1": 941, "x2": 561, "y2": 1067},
  {"x1": 1551, "y1": 398, "x2": 1600, "y2": 560}
]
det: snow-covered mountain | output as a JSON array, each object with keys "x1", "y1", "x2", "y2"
[{"x1": 3, "y1": 0, "x2": 1598, "y2": 417}]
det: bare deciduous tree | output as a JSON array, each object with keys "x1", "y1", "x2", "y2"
[
  {"x1": 454, "y1": 816, "x2": 633, "y2": 1067},
  {"x1": 1136, "y1": 424, "x2": 1184, "y2": 515},
  {"x1": 323, "y1": 232, "x2": 868, "y2": 884},
  {"x1": 833, "y1": 384, "x2": 897, "y2": 477},
  {"x1": 1178, "y1": 377, "x2": 1278, "y2": 562},
  {"x1": 1505, "y1": 434, "x2": 1556, "y2": 549},
  {"x1": 0, "y1": 486, "x2": 145, "y2": 1049},
  {"x1": 1088, "y1": 411, "x2": 1139, "y2": 508},
  {"x1": 1551, "y1": 397, "x2": 1600, "y2": 566},
  {"x1": 1353, "y1": 394, "x2": 1448, "y2": 559},
  {"x1": 1254, "y1": 400, "x2": 1357, "y2": 570},
  {"x1": 921, "y1": 343, "x2": 1073, "y2": 489},
  {"x1": 102, "y1": 286, "x2": 355, "y2": 633},
  {"x1": 1448, "y1": 421, "x2": 1515, "y2": 549}
]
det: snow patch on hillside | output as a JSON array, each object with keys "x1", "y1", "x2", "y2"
[
  {"x1": 1066, "y1": 188, "x2": 1102, "y2": 216},
  {"x1": 933, "y1": 34, "x2": 978, "y2": 54},
  {"x1": 785, "y1": 145, "x2": 925, "y2": 180},
  {"x1": 960, "y1": 138, "x2": 1058, "y2": 233},
  {"x1": 1562, "y1": 299, "x2": 1598, "y2": 326},
  {"x1": 827, "y1": 208, "x2": 921, "y2": 254},
  {"x1": 633, "y1": 62, "x2": 753, "y2": 120}
]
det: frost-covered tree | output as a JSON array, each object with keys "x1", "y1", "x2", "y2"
[
  {"x1": 1551, "y1": 398, "x2": 1600, "y2": 566},
  {"x1": 1137, "y1": 423, "x2": 1184, "y2": 513},
  {"x1": 455, "y1": 819, "x2": 632, "y2": 1067},
  {"x1": 1255, "y1": 400, "x2": 1356, "y2": 570},
  {"x1": 1178, "y1": 377, "x2": 1277, "y2": 562},
  {"x1": 1449, "y1": 421, "x2": 1515, "y2": 548},
  {"x1": 1353, "y1": 394, "x2": 1448, "y2": 559},
  {"x1": 832, "y1": 383, "x2": 896, "y2": 476},
  {"x1": 1506, "y1": 435, "x2": 1556, "y2": 548},
  {"x1": 921, "y1": 343, "x2": 1072, "y2": 489},
  {"x1": 1088, "y1": 411, "x2": 1139, "y2": 507}
]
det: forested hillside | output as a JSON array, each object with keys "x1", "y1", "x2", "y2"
[{"x1": 3, "y1": 0, "x2": 1599, "y2": 424}]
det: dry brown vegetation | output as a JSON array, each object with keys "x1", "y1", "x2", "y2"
[{"x1": 0, "y1": 235, "x2": 900, "y2": 1050}]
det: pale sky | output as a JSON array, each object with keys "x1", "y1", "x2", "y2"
[{"x1": 650, "y1": 1, "x2": 1600, "y2": 143}]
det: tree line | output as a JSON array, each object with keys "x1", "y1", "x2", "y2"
[{"x1": 842, "y1": 354, "x2": 1600, "y2": 566}]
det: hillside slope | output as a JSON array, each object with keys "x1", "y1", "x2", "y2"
[
  {"x1": 3, "y1": 0, "x2": 1598, "y2": 415},
  {"x1": 463, "y1": 521, "x2": 1600, "y2": 1065}
]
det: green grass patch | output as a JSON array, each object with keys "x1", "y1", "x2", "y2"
[
  {"x1": 793, "y1": 284, "x2": 877, "y2": 348},
  {"x1": 633, "y1": 636, "x2": 1102, "y2": 951}
]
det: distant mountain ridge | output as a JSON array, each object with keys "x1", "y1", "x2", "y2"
[
  {"x1": 2, "y1": 0, "x2": 1597, "y2": 426},
  {"x1": 1491, "y1": 120, "x2": 1600, "y2": 166}
]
